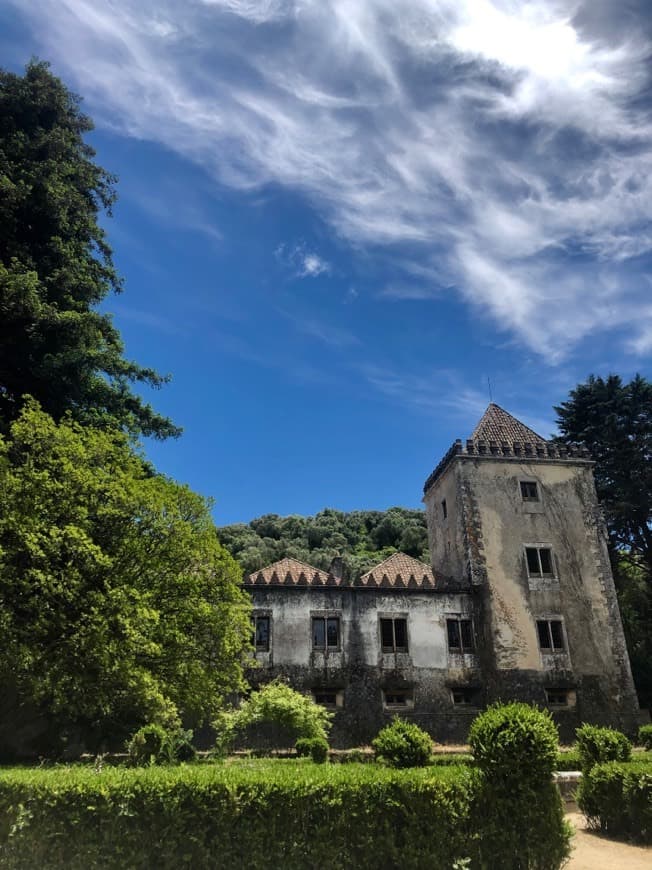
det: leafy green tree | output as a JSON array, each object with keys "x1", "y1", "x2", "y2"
[
  {"x1": 0, "y1": 402, "x2": 250, "y2": 757},
  {"x1": 555, "y1": 374, "x2": 652, "y2": 577},
  {"x1": 0, "y1": 60, "x2": 178, "y2": 438}
]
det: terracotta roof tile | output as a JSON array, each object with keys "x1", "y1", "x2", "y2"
[
  {"x1": 471, "y1": 403, "x2": 546, "y2": 444},
  {"x1": 359, "y1": 552, "x2": 436, "y2": 590},
  {"x1": 245, "y1": 557, "x2": 341, "y2": 587}
]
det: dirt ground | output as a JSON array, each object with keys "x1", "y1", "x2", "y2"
[{"x1": 566, "y1": 812, "x2": 652, "y2": 869}]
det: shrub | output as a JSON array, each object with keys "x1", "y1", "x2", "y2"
[
  {"x1": 638, "y1": 724, "x2": 652, "y2": 751},
  {"x1": 578, "y1": 760, "x2": 652, "y2": 842},
  {"x1": 468, "y1": 702, "x2": 559, "y2": 785},
  {"x1": 576, "y1": 724, "x2": 632, "y2": 771},
  {"x1": 468, "y1": 703, "x2": 570, "y2": 869},
  {"x1": 226, "y1": 680, "x2": 333, "y2": 751},
  {"x1": 126, "y1": 724, "x2": 196, "y2": 766},
  {"x1": 372, "y1": 717, "x2": 432, "y2": 768},
  {"x1": 295, "y1": 736, "x2": 329, "y2": 763}
]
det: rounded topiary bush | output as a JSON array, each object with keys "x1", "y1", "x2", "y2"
[
  {"x1": 468, "y1": 702, "x2": 558, "y2": 785},
  {"x1": 372, "y1": 717, "x2": 432, "y2": 768},
  {"x1": 576, "y1": 724, "x2": 632, "y2": 771},
  {"x1": 638, "y1": 723, "x2": 652, "y2": 751},
  {"x1": 295, "y1": 736, "x2": 329, "y2": 763}
]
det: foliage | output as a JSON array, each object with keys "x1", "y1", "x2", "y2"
[
  {"x1": 0, "y1": 61, "x2": 178, "y2": 438},
  {"x1": 126, "y1": 724, "x2": 196, "y2": 766},
  {"x1": 0, "y1": 763, "x2": 476, "y2": 870},
  {"x1": 225, "y1": 681, "x2": 333, "y2": 751},
  {"x1": 576, "y1": 724, "x2": 632, "y2": 771},
  {"x1": 639, "y1": 724, "x2": 652, "y2": 751},
  {"x1": 577, "y1": 760, "x2": 652, "y2": 842},
  {"x1": 372, "y1": 717, "x2": 433, "y2": 768},
  {"x1": 468, "y1": 703, "x2": 559, "y2": 785},
  {"x1": 218, "y1": 506, "x2": 429, "y2": 581},
  {"x1": 0, "y1": 403, "x2": 251, "y2": 757},
  {"x1": 295, "y1": 736, "x2": 329, "y2": 763}
]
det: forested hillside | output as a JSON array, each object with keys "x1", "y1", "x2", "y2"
[{"x1": 218, "y1": 507, "x2": 429, "y2": 582}]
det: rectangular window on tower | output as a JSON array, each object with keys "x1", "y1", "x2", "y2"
[
  {"x1": 380, "y1": 617, "x2": 408, "y2": 653},
  {"x1": 525, "y1": 546, "x2": 555, "y2": 578},
  {"x1": 447, "y1": 617, "x2": 474, "y2": 653},
  {"x1": 520, "y1": 480, "x2": 539, "y2": 501},
  {"x1": 252, "y1": 615, "x2": 270, "y2": 652},
  {"x1": 536, "y1": 619, "x2": 565, "y2": 651}
]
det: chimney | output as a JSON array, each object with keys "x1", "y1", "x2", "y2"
[{"x1": 329, "y1": 556, "x2": 344, "y2": 582}]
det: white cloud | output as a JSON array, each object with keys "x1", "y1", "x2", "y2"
[
  {"x1": 275, "y1": 243, "x2": 331, "y2": 278},
  {"x1": 11, "y1": 0, "x2": 652, "y2": 360}
]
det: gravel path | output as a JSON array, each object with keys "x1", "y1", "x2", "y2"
[{"x1": 566, "y1": 812, "x2": 652, "y2": 869}]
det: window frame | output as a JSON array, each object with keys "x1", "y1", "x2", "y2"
[
  {"x1": 380, "y1": 616, "x2": 409, "y2": 653},
  {"x1": 450, "y1": 687, "x2": 479, "y2": 706},
  {"x1": 446, "y1": 616, "x2": 475, "y2": 653},
  {"x1": 441, "y1": 499, "x2": 448, "y2": 519},
  {"x1": 520, "y1": 480, "x2": 540, "y2": 502},
  {"x1": 252, "y1": 613, "x2": 271, "y2": 652},
  {"x1": 525, "y1": 545, "x2": 556, "y2": 579},
  {"x1": 382, "y1": 689, "x2": 414, "y2": 709},
  {"x1": 545, "y1": 688, "x2": 570, "y2": 707},
  {"x1": 312, "y1": 688, "x2": 343, "y2": 709},
  {"x1": 536, "y1": 618, "x2": 566, "y2": 652},
  {"x1": 311, "y1": 615, "x2": 341, "y2": 651}
]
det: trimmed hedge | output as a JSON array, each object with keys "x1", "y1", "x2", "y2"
[
  {"x1": 372, "y1": 717, "x2": 433, "y2": 768},
  {"x1": 0, "y1": 763, "x2": 473, "y2": 869},
  {"x1": 575, "y1": 724, "x2": 631, "y2": 771},
  {"x1": 639, "y1": 724, "x2": 652, "y2": 751},
  {"x1": 578, "y1": 760, "x2": 652, "y2": 842}
]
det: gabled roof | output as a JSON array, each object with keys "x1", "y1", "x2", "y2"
[
  {"x1": 471, "y1": 403, "x2": 546, "y2": 444},
  {"x1": 245, "y1": 557, "x2": 342, "y2": 587},
  {"x1": 359, "y1": 552, "x2": 436, "y2": 590}
]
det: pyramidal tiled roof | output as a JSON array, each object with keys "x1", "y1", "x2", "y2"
[
  {"x1": 359, "y1": 552, "x2": 436, "y2": 590},
  {"x1": 471, "y1": 403, "x2": 546, "y2": 444},
  {"x1": 245, "y1": 557, "x2": 342, "y2": 587}
]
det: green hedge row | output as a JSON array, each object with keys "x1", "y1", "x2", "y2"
[
  {"x1": 578, "y1": 760, "x2": 652, "y2": 843},
  {"x1": 0, "y1": 760, "x2": 566, "y2": 869}
]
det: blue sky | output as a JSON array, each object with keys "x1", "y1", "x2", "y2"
[{"x1": 2, "y1": 0, "x2": 652, "y2": 524}]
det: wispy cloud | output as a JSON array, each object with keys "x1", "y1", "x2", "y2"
[
  {"x1": 12, "y1": 0, "x2": 652, "y2": 359},
  {"x1": 275, "y1": 243, "x2": 331, "y2": 278}
]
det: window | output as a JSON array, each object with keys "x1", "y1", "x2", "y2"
[
  {"x1": 447, "y1": 618, "x2": 474, "y2": 652},
  {"x1": 545, "y1": 689, "x2": 569, "y2": 706},
  {"x1": 451, "y1": 687, "x2": 478, "y2": 706},
  {"x1": 537, "y1": 619, "x2": 565, "y2": 651},
  {"x1": 313, "y1": 689, "x2": 342, "y2": 708},
  {"x1": 441, "y1": 499, "x2": 448, "y2": 519},
  {"x1": 380, "y1": 617, "x2": 408, "y2": 652},
  {"x1": 520, "y1": 480, "x2": 539, "y2": 501},
  {"x1": 525, "y1": 546, "x2": 555, "y2": 578},
  {"x1": 253, "y1": 615, "x2": 270, "y2": 651},
  {"x1": 312, "y1": 616, "x2": 340, "y2": 650},
  {"x1": 383, "y1": 689, "x2": 413, "y2": 708}
]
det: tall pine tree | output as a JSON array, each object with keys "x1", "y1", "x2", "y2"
[{"x1": 0, "y1": 61, "x2": 179, "y2": 438}]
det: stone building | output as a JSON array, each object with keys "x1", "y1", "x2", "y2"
[{"x1": 244, "y1": 404, "x2": 642, "y2": 744}]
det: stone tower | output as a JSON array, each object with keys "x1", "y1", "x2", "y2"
[{"x1": 423, "y1": 403, "x2": 641, "y2": 735}]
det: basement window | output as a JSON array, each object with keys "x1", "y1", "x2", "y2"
[
  {"x1": 451, "y1": 687, "x2": 478, "y2": 706},
  {"x1": 313, "y1": 689, "x2": 343, "y2": 709},
  {"x1": 447, "y1": 618, "x2": 474, "y2": 652},
  {"x1": 537, "y1": 619, "x2": 565, "y2": 651},
  {"x1": 525, "y1": 546, "x2": 555, "y2": 578},
  {"x1": 545, "y1": 689, "x2": 570, "y2": 707},
  {"x1": 253, "y1": 615, "x2": 270, "y2": 651},
  {"x1": 383, "y1": 689, "x2": 413, "y2": 708},
  {"x1": 312, "y1": 616, "x2": 340, "y2": 650},
  {"x1": 380, "y1": 617, "x2": 408, "y2": 652},
  {"x1": 520, "y1": 481, "x2": 539, "y2": 501}
]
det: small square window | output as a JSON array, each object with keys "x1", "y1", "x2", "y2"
[
  {"x1": 525, "y1": 546, "x2": 555, "y2": 578},
  {"x1": 520, "y1": 481, "x2": 539, "y2": 501},
  {"x1": 447, "y1": 618, "x2": 474, "y2": 652},
  {"x1": 441, "y1": 499, "x2": 448, "y2": 519},
  {"x1": 253, "y1": 615, "x2": 270, "y2": 651},
  {"x1": 451, "y1": 687, "x2": 478, "y2": 706},
  {"x1": 383, "y1": 689, "x2": 413, "y2": 708},
  {"x1": 545, "y1": 689, "x2": 569, "y2": 707},
  {"x1": 380, "y1": 617, "x2": 408, "y2": 652},
  {"x1": 312, "y1": 616, "x2": 340, "y2": 650},
  {"x1": 537, "y1": 619, "x2": 565, "y2": 651},
  {"x1": 313, "y1": 689, "x2": 342, "y2": 708}
]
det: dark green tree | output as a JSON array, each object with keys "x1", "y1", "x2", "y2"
[
  {"x1": 555, "y1": 374, "x2": 652, "y2": 577},
  {"x1": 0, "y1": 61, "x2": 179, "y2": 438}
]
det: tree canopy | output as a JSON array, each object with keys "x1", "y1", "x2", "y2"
[
  {"x1": 0, "y1": 402, "x2": 250, "y2": 757},
  {"x1": 0, "y1": 61, "x2": 179, "y2": 438},
  {"x1": 555, "y1": 373, "x2": 652, "y2": 577},
  {"x1": 218, "y1": 506, "x2": 429, "y2": 581}
]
